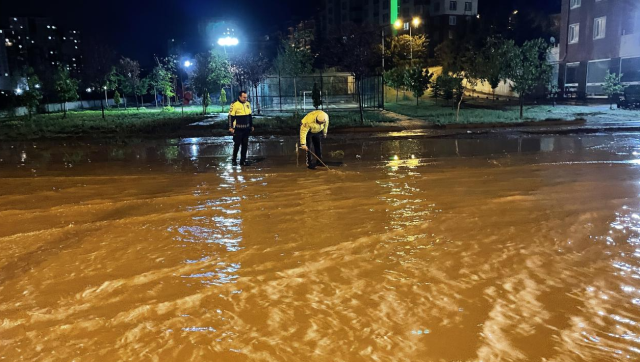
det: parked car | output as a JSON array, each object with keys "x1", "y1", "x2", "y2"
[{"x1": 618, "y1": 85, "x2": 640, "y2": 109}]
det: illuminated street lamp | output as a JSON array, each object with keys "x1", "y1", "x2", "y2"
[
  {"x1": 180, "y1": 59, "x2": 193, "y2": 115},
  {"x1": 217, "y1": 36, "x2": 239, "y2": 46},
  {"x1": 217, "y1": 36, "x2": 239, "y2": 97},
  {"x1": 15, "y1": 88, "x2": 23, "y2": 95},
  {"x1": 409, "y1": 17, "x2": 421, "y2": 66},
  {"x1": 394, "y1": 19, "x2": 402, "y2": 29}
]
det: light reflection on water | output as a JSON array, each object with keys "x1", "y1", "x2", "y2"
[{"x1": 2, "y1": 134, "x2": 640, "y2": 360}]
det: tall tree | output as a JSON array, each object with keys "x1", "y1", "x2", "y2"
[
  {"x1": 501, "y1": 38, "x2": 553, "y2": 119},
  {"x1": 136, "y1": 77, "x2": 150, "y2": 106},
  {"x1": 403, "y1": 66, "x2": 433, "y2": 106},
  {"x1": 233, "y1": 54, "x2": 269, "y2": 114},
  {"x1": 191, "y1": 51, "x2": 232, "y2": 115},
  {"x1": 219, "y1": 88, "x2": 227, "y2": 112},
  {"x1": 82, "y1": 44, "x2": 116, "y2": 118},
  {"x1": 118, "y1": 57, "x2": 141, "y2": 109},
  {"x1": 17, "y1": 67, "x2": 43, "y2": 119},
  {"x1": 384, "y1": 67, "x2": 406, "y2": 103},
  {"x1": 272, "y1": 40, "x2": 313, "y2": 110},
  {"x1": 324, "y1": 25, "x2": 380, "y2": 124},
  {"x1": 602, "y1": 70, "x2": 625, "y2": 110},
  {"x1": 113, "y1": 90, "x2": 121, "y2": 108},
  {"x1": 385, "y1": 34, "x2": 429, "y2": 69},
  {"x1": 152, "y1": 56, "x2": 177, "y2": 108},
  {"x1": 54, "y1": 65, "x2": 79, "y2": 118},
  {"x1": 479, "y1": 37, "x2": 509, "y2": 100}
]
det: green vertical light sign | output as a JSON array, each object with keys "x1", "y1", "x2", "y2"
[{"x1": 390, "y1": 0, "x2": 398, "y2": 25}]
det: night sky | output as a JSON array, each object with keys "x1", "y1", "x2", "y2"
[
  {"x1": 2, "y1": 0, "x2": 315, "y2": 62},
  {"x1": 3, "y1": 0, "x2": 560, "y2": 64}
]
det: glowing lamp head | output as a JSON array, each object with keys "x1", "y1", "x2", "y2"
[
  {"x1": 218, "y1": 37, "x2": 239, "y2": 46},
  {"x1": 184, "y1": 60, "x2": 192, "y2": 68},
  {"x1": 412, "y1": 17, "x2": 421, "y2": 27}
]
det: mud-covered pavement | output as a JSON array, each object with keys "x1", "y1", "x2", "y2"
[{"x1": 2, "y1": 132, "x2": 640, "y2": 361}]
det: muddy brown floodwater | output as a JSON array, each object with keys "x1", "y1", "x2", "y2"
[{"x1": 2, "y1": 133, "x2": 640, "y2": 361}]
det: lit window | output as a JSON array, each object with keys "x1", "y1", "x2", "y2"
[
  {"x1": 570, "y1": 0, "x2": 581, "y2": 9},
  {"x1": 52, "y1": 26, "x2": 56, "y2": 29},
  {"x1": 48, "y1": 36, "x2": 52, "y2": 39},
  {"x1": 13, "y1": 18, "x2": 17, "y2": 21},
  {"x1": 74, "y1": 40, "x2": 77, "y2": 43},
  {"x1": 50, "y1": 51, "x2": 53, "y2": 54},
  {"x1": 47, "y1": 25, "x2": 51, "y2": 29},
  {"x1": 0, "y1": 30, "x2": 2, "y2": 33},
  {"x1": 31, "y1": 41, "x2": 34, "y2": 43},
  {"x1": 403, "y1": 22, "x2": 409, "y2": 30},
  {"x1": 63, "y1": 37, "x2": 66, "y2": 40},
  {"x1": 569, "y1": 23, "x2": 579, "y2": 44},
  {"x1": 20, "y1": 26, "x2": 23, "y2": 29},
  {"x1": 594, "y1": 17, "x2": 606, "y2": 39},
  {"x1": 75, "y1": 46, "x2": 78, "y2": 49},
  {"x1": 449, "y1": 16, "x2": 457, "y2": 25}
]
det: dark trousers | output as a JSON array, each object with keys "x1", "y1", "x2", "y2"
[
  {"x1": 232, "y1": 129, "x2": 250, "y2": 163},
  {"x1": 306, "y1": 132, "x2": 323, "y2": 168}
]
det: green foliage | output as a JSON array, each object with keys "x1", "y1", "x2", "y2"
[
  {"x1": 430, "y1": 76, "x2": 442, "y2": 102},
  {"x1": 312, "y1": 82, "x2": 322, "y2": 109},
  {"x1": 162, "y1": 106, "x2": 175, "y2": 112},
  {"x1": 53, "y1": 66, "x2": 79, "y2": 117},
  {"x1": 219, "y1": 88, "x2": 227, "y2": 111},
  {"x1": 192, "y1": 51, "x2": 231, "y2": 115},
  {"x1": 479, "y1": 37, "x2": 508, "y2": 96},
  {"x1": 403, "y1": 66, "x2": 433, "y2": 106},
  {"x1": 435, "y1": 74, "x2": 462, "y2": 104},
  {"x1": 384, "y1": 68, "x2": 406, "y2": 102},
  {"x1": 273, "y1": 40, "x2": 313, "y2": 77},
  {"x1": 385, "y1": 34, "x2": 429, "y2": 68},
  {"x1": 113, "y1": 91, "x2": 121, "y2": 108},
  {"x1": 118, "y1": 57, "x2": 141, "y2": 108},
  {"x1": 149, "y1": 56, "x2": 177, "y2": 106},
  {"x1": 602, "y1": 70, "x2": 626, "y2": 109},
  {"x1": 500, "y1": 38, "x2": 553, "y2": 118},
  {"x1": 202, "y1": 92, "x2": 211, "y2": 113},
  {"x1": 18, "y1": 67, "x2": 43, "y2": 119}
]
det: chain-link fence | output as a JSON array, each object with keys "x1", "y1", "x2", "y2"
[{"x1": 229, "y1": 72, "x2": 384, "y2": 114}]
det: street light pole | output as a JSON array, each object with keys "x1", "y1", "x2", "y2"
[{"x1": 410, "y1": 25, "x2": 413, "y2": 67}]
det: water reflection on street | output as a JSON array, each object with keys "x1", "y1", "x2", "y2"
[{"x1": 2, "y1": 133, "x2": 640, "y2": 361}]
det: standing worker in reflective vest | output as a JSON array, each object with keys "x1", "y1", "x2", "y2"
[
  {"x1": 300, "y1": 110, "x2": 329, "y2": 170},
  {"x1": 228, "y1": 91, "x2": 254, "y2": 166}
]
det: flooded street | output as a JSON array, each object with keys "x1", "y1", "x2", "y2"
[{"x1": 3, "y1": 133, "x2": 640, "y2": 361}]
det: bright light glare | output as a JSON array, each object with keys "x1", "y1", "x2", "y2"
[
  {"x1": 394, "y1": 19, "x2": 402, "y2": 29},
  {"x1": 218, "y1": 37, "x2": 239, "y2": 46},
  {"x1": 15, "y1": 88, "x2": 23, "y2": 95},
  {"x1": 184, "y1": 60, "x2": 192, "y2": 68},
  {"x1": 412, "y1": 17, "x2": 421, "y2": 27}
]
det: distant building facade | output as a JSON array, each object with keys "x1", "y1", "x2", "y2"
[
  {"x1": 559, "y1": 0, "x2": 640, "y2": 98},
  {"x1": 428, "y1": 0, "x2": 478, "y2": 45},
  {"x1": 318, "y1": 0, "x2": 479, "y2": 51},
  {"x1": 0, "y1": 17, "x2": 83, "y2": 90}
]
